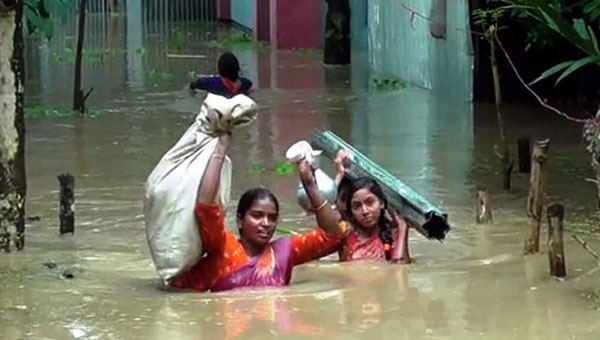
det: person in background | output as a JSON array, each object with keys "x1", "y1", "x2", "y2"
[{"x1": 190, "y1": 52, "x2": 253, "y2": 98}]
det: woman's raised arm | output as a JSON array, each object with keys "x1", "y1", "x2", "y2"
[
  {"x1": 197, "y1": 133, "x2": 231, "y2": 205},
  {"x1": 298, "y1": 160, "x2": 344, "y2": 236}
]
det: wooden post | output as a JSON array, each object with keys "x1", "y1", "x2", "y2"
[
  {"x1": 547, "y1": 203, "x2": 566, "y2": 277},
  {"x1": 524, "y1": 139, "x2": 550, "y2": 254},
  {"x1": 517, "y1": 136, "x2": 531, "y2": 173},
  {"x1": 58, "y1": 174, "x2": 75, "y2": 234},
  {"x1": 476, "y1": 187, "x2": 492, "y2": 223}
]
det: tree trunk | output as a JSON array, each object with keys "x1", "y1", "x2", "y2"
[
  {"x1": 583, "y1": 109, "x2": 600, "y2": 212},
  {"x1": 324, "y1": 0, "x2": 350, "y2": 65},
  {"x1": 11, "y1": 0, "x2": 24, "y2": 249},
  {"x1": 524, "y1": 139, "x2": 550, "y2": 254},
  {"x1": 0, "y1": 0, "x2": 25, "y2": 251},
  {"x1": 73, "y1": 0, "x2": 88, "y2": 113},
  {"x1": 490, "y1": 34, "x2": 512, "y2": 190}
]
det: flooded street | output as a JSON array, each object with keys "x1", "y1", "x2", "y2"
[{"x1": 1, "y1": 13, "x2": 600, "y2": 340}]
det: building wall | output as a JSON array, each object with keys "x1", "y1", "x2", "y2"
[
  {"x1": 357, "y1": 0, "x2": 472, "y2": 100},
  {"x1": 217, "y1": 0, "x2": 231, "y2": 20},
  {"x1": 231, "y1": 0, "x2": 255, "y2": 29},
  {"x1": 217, "y1": 0, "x2": 323, "y2": 49},
  {"x1": 271, "y1": 0, "x2": 323, "y2": 49}
]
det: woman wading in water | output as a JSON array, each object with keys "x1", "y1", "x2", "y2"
[
  {"x1": 170, "y1": 133, "x2": 349, "y2": 292},
  {"x1": 329, "y1": 150, "x2": 411, "y2": 263}
]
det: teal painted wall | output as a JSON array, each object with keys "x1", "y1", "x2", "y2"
[
  {"x1": 351, "y1": 0, "x2": 368, "y2": 51},
  {"x1": 232, "y1": 0, "x2": 255, "y2": 30},
  {"x1": 359, "y1": 0, "x2": 472, "y2": 100}
]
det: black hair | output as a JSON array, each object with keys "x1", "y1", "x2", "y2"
[
  {"x1": 236, "y1": 187, "x2": 279, "y2": 219},
  {"x1": 218, "y1": 52, "x2": 241, "y2": 81},
  {"x1": 346, "y1": 177, "x2": 394, "y2": 258},
  {"x1": 337, "y1": 175, "x2": 353, "y2": 203}
]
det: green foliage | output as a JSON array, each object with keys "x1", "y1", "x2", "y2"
[
  {"x1": 51, "y1": 46, "x2": 128, "y2": 65},
  {"x1": 274, "y1": 162, "x2": 296, "y2": 176},
  {"x1": 24, "y1": 0, "x2": 73, "y2": 40},
  {"x1": 210, "y1": 32, "x2": 267, "y2": 50},
  {"x1": 247, "y1": 162, "x2": 297, "y2": 176},
  {"x1": 168, "y1": 29, "x2": 188, "y2": 52},
  {"x1": 502, "y1": 0, "x2": 600, "y2": 85},
  {"x1": 372, "y1": 78, "x2": 408, "y2": 91},
  {"x1": 584, "y1": 0, "x2": 600, "y2": 22},
  {"x1": 472, "y1": 5, "x2": 507, "y2": 40},
  {"x1": 25, "y1": 106, "x2": 71, "y2": 118},
  {"x1": 187, "y1": 71, "x2": 197, "y2": 81},
  {"x1": 25, "y1": 106, "x2": 101, "y2": 118},
  {"x1": 249, "y1": 163, "x2": 266, "y2": 174},
  {"x1": 145, "y1": 69, "x2": 172, "y2": 85},
  {"x1": 221, "y1": 32, "x2": 253, "y2": 46}
]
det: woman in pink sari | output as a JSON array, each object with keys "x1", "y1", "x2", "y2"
[
  {"x1": 171, "y1": 133, "x2": 348, "y2": 292},
  {"x1": 338, "y1": 177, "x2": 411, "y2": 263},
  {"x1": 329, "y1": 150, "x2": 411, "y2": 263}
]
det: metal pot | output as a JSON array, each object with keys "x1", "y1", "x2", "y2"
[{"x1": 296, "y1": 156, "x2": 337, "y2": 213}]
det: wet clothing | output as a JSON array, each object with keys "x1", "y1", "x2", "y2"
[
  {"x1": 339, "y1": 226, "x2": 403, "y2": 262},
  {"x1": 170, "y1": 203, "x2": 347, "y2": 292},
  {"x1": 189, "y1": 76, "x2": 252, "y2": 98}
]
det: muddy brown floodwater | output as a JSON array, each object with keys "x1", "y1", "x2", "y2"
[{"x1": 1, "y1": 15, "x2": 600, "y2": 340}]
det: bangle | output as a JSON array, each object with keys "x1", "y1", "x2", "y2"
[
  {"x1": 211, "y1": 153, "x2": 225, "y2": 161},
  {"x1": 312, "y1": 200, "x2": 329, "y2": 212}
]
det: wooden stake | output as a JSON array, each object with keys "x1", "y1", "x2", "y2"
[
  {"x1": 547, "y1": 204, "x2": 566, "y2": 277},
  {"x1": 58, "y1": 174, "x2": 75, "y2": 234},
  {"x1": 524, "y1": 139, "x2": 550, "y2": 254},
  {"x1": 517, "y1": 136, "x2": 531, "y2": 173},
  {"x1": 476, "y1": 187, "x2": 493, "y2": 223}
]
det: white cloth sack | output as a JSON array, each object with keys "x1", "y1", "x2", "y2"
[{"x1": 144, "y1": 93, "x2": 258, "y2": 285}]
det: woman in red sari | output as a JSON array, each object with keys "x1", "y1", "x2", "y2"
[{"x1": 171, "y1": 133, "x2": 347, "y2": 292}]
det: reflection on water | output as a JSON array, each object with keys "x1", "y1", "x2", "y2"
[{"x1": 1, "y1": 11, "x2": 600, "y2": 340}]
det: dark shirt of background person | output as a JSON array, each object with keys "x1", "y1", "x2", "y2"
[{"x1": 190, "y1": 52, "x2": 253, "y2": 98}]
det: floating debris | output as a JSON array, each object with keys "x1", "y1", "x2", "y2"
[
  {"x1": 61, "y1": 269, "x2": 75, "y2": 279},
  {"x1": 43, "y1": 261, "x2": 57, "y2": 269}
]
